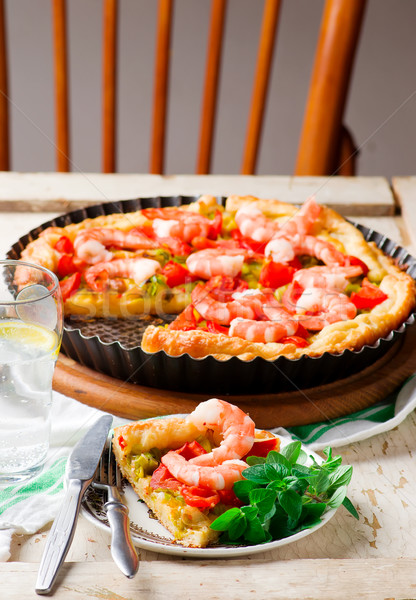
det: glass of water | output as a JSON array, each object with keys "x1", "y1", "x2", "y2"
[{"x1": 0, "y1": 260, "x2": 63, "y2": 485}]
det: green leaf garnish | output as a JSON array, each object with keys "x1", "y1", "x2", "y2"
[{"x1": 210, "y1": 443, "x2": 358, "y2": 546}]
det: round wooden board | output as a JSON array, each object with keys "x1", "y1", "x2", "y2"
[{"x1": 52, "y1": 326, "x2": 416, "y2": 429}]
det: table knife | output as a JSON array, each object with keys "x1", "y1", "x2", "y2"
[{"x1": 35, "y1": 414, "x2": 113, "y2": 595}]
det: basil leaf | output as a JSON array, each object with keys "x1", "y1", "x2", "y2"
[
  {"x1": 342, "y1": 496, "x2": 359, "y2": 520},
  {"x1": 241, "y1": 505, "x2": 259, "y2": 519},
  {"x1": 323, "y1": 446, "x2": 332, "y2": 461},
  {"x1": 327, "y1": 465, "x2": 353, "y2": 494},
  {"x1": 278, "y1": 489, "x2": 303, "y2": 521},
  {"x1": 309, "y1": 469, "x2": 331, "y2": 495},
  {"x1": 291, "y1": 464, "x2": 311, "y2": 477},
  {"x1": 265, "y1": 463, "x2": 289, "y2": 481},
  {"x1": 297, "y1": 502, "x2": 327, "y2": 530},
  {"x1": 242, "y1": 464, "x2": 270, "y2": 484},
  {"x1": 249, "y1": 488, "x2": 277, "y2": 515},
  {"x1": 296, "y1": 449, "x2": 308, "y2": 465},
  {"x1": 245, "y1": 516, "x2": 268, "y2": 544},
  {"x1": 269, "y1": 506, "x2": 292, "y2": 540},
  {"x1": 280, "y1": 441, "x2": 302, "y2": 465},
  {"x1": 210, "y1": 506, "x2": 241, "y2": 531},
  {"x1": 266, "y1": 451, "x2": 292, "y2": 470},
  {"x1": 233, "y1": 479, "x2": 258, "y2": 502},
  {"x1": 327, "y1": 485, "x2": 348, "y2": 509},
  {"x1": 246, "y1": 455, "x2": 266, "y2": 466},
  {"x1": 285, "y1": 476, "x2": 309, "y2": 495},
  {"x1": 228, "y1": 512, "x2": 247, "y2": 540}
]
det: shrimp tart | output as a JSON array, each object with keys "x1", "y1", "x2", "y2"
[
  {"x1": 18, "y1": 193, "x2": 416, "y2": 361},
  {"x1": 112, "y1": 398, "x2": 279, "y2": 548}
]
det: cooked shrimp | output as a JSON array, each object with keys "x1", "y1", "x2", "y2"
[
  {"x1": 84, "y1": 257, "x2": 160, "y2": 291},
  {"x1": 74, "y1": 227, "x2": 158, "y2": 264},
  {"x1": 229, "y1": 317, "x2": 297, "y2": 343},
  {"x1": 161, "y1": 454, "x2": 248, "y2": 490},
  {"x1": 161, "y1": 398, "x2": 255, "y2": 489},
  {"x1": 295, "y1": 287, "x2": 357, "y2": 330},
  {"x1": 265, "y1": 233, "x2": 345, "y2": 266},
  {"x1": 292, "y1": 265, "x2": 363, "y2": 291},
  {"x1": 234, "y1": 205, "x2": 279, "y2": 242},
  {"x1": 141, "y1": 207, "x2": 213, "y2": 243},
  {"x1": 277, "y1": 196, "x2": 321, "y2": 237},
  {"x1": 191, "y1": 285, "x2": 273, "y2": 325},
  {"x1": 186, "y1": 248, "x2": 248, "y2": 279},
  {"x1": 188, "y1": 399, "x2": 255, "y2": 465}
]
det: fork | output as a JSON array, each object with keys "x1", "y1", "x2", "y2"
[{"x1": 92, "y1": 440, "x2": 139, "y2": 578}]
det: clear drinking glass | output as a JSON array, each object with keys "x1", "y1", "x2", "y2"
[{"x1": 0, "y1": 260, "x2": 63, "y2": 485}]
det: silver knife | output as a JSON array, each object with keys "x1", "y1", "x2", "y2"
[{"x1": 35, "y1": 414, "x2": 113, "y2": 595}]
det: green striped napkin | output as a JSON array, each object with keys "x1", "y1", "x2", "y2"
[{"x1": 272, "y1": 374, "x2": 416, "y2": 451}]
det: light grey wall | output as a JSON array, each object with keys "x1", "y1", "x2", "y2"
[{"x1": 5, "y1": 0, "x2": 416, "y2": 177}]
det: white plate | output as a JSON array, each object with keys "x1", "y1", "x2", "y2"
[{"x1": 81, "y1": 433, "x2": 340, "y2": 558}]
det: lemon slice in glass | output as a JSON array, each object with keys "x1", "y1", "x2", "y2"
[{"x1": 0, "y1": 320, "x2": 59, "y2": 356}]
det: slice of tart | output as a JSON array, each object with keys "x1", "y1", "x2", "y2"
[{"x1": 112, "y1": 399, "x2": 279, "y2": 548}]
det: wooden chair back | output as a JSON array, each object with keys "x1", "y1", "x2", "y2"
[{"x1": 0, "y1": 0, "x2": 367, "y2": 176}]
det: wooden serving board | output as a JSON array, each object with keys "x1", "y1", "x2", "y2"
[{"x1": 53, "y1": 326, "x2": 416, "y2": 429}]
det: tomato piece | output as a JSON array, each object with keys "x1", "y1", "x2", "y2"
[
  {"x1": 160, "y1": 260, "x2": 196, "y2": 287},
  {"x1": 294, "y1": 322, "x2": 309, "y2": 339},
  {"x1": 57, "y1": 254, "x2": 78, "y2": 278},
  {"x1": 259, "y1": 260, "x2": 298, "y2": 289},
  {"x1": 205, "y1": 321, "x2": 229, "y2": 334},
  {"x1": 350, "y1": 278, "x2": 388, "y2": 310},
  {"x1": 169, "y1": 304, "x2": 199, "y2": 330},
  {"x1": 118, "y1": 435, "x2": 127, "y2": 451},
  {"x1": 175, "y1": 441, "x2": 208, "y2": 460},
  {"x1": 160, "y1": 237, "x2": 192, "y2": 257},
  {"x1": 289, "y1": 256, "x2": 303, "y2": 270},
  {"x1": 59, "y1": 272, "x2": 81, "y2": 302},
  {"x1": 133, "y1": 224, "x2": 156, "y2": 239},
  {"x1": 55, "y1": 235, "x2": 74, "y2": 254},
  {"x1": 204, "y1": 275, "x2": 248, "y2": 301},
  {"x1": 207, "y1": 210, "x2": 223, "y2": 239},
  {"x1": 244, "y1": 438, "x2": 279, "y2": 459},
  {"x1": 150, "y1": 464, "x2": 182, "y2": 491},
  {"x1": 280, "y1": 335, "x2": 310, "y2": 348},
  {"x1": 181, "y1": 486, "x2": 220, "y2": 508},
  {"x1": 218, "y1": 489, "x2": 243, "y2": 507},
  {"x1": 150, "y1": 442, "x2": 207, "y2": 492},
  {"x1": 344, "y1": 254, "x2": 369, "y2": 275},
  {"x1": 281, "y1": 281, "x2": 304, "y2": 312},
  {"x1": 191, "y1": 236, "x2": 240, "y2": 250},
  {"x1": 230, "y1": 229, "x2": 266, "y2": 253}
]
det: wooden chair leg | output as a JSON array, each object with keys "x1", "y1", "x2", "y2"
[{"x1": 335, "y1": 125, "x2": 359, "y2": 176}]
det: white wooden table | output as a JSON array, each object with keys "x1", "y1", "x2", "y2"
[{"x1": 1, "y1": 173, "x2": 416, "y2": 600}]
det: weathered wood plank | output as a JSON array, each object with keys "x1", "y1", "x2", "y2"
[
  {"x1": 392, "y1": 176, "x2": 416, "y2": 250},
  {"x1": 3, "y1": 559, "x2": 416, "y2": 599},
  {"x1": 0, "y1": 173, "x2": 395, "y2": 215}
]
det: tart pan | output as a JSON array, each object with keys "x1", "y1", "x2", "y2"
[{"x1": 7, "y1": 196, "x2": 416, "y2": 395}]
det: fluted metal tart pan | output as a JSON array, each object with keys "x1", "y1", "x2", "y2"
[{"x1": 7, "y1": 196, "x2": 416, "y2": 395}]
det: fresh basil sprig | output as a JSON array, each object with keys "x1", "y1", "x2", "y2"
[{"x1": 210, "y1": 442, "x2": 358, "y2": 545}]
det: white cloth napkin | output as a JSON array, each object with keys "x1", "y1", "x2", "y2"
[{"x1": 0, "y1": 392, "x2": 114, "y2": 561}]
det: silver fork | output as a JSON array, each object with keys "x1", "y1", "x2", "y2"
[{"x1": 92, "y1": 440, "x2": 139, "y2": 578}]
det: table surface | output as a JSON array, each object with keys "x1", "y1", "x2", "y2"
[{"x1": 1, "y1": 173, "x2": 416, "y2": 600}]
